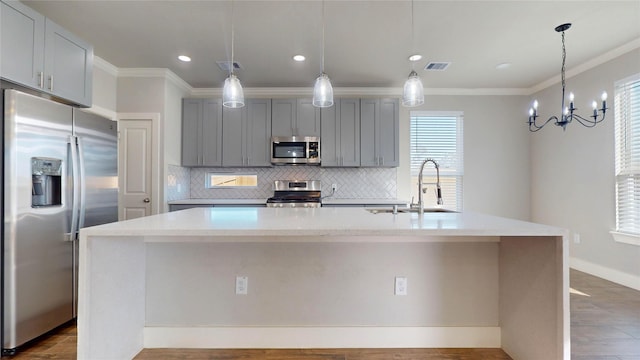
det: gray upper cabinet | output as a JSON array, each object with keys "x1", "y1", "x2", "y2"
[
  {"x1": 222, "y1": 99, "x2": 272, "y2": 167},
  {"x1": 0, "y1": 0, "x2": 93, "y2": 107},
  {"x1": 44, "y1": 20, "x2": 93, "y2": 106},
  {"x1": 271, "y1": 98, "x2": 320, "y2": 137},
  {"x1": 182, "y1": 98, "x2": 223, "y2": 167},
  {"x1": 321, "y1": 99, "x2": 360, "y2": 167},
  {"x1": 360, "y1": 98, "x2": 399, "y2": 167},
  {"x1": 1, "y1": 0, "x2": 44, "y2": 90}
]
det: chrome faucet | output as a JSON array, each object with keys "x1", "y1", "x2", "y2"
[{"x1": 412, "y1": 158, "x2": 443, "y2": 215}]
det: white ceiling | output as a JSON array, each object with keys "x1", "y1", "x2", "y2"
[{"x1": 24, "y1": 0, "x2": 640, "y2": 90}]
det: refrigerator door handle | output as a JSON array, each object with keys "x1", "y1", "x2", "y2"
[
  {"x1": 77, "y1": 136, "x2": 87, "y2": 231},
  {"x1": 67, "y1": 135, "x2": 80, "y2": 242}
]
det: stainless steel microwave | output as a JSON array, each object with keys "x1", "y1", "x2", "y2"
[{"x1": 271, "y1": 136, "x2": 320, "y2": 165}]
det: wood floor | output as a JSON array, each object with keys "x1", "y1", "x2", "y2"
[{"x1": 6, "y1": 269, "x2": 640, "y2": 360}]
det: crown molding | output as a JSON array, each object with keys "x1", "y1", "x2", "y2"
[
  {"x1": 93, "y1": 56, "x2": 119, "y2": 77},
  {"x1": 118, "y1": 68, "x2": 192, "y2": 93},
  {"x1": 528, "y1": 37, "x2": 640, "y2": 95},
  {"x1": 190, "y1": 86, "x2": 527, "y2": 97},
  {"x1": 425, "y1": 88, "x2": 529, "y2": 96}
]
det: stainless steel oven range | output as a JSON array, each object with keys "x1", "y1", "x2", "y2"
[{"x1": 266, "y1": 180, "x2": 321, "y2": 208}]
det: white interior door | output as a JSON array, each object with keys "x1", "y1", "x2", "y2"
[{"x1": 118, "y1": 117, "x2": 153, "y2": 220}]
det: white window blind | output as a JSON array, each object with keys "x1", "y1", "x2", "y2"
[
  {"x1": 614, "y1": 73, "x2": 640, "y2": 236},
  {"x1": 410, "y1": 111, "x2": 463, "y2": 210}
]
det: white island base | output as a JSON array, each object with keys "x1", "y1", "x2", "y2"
[{"x1": 77, "y1": 208, "x2": 569, "y2": 360}]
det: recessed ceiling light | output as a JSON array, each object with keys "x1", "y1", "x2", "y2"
[
  {"x1": 178, "y1": 55, "x2": 191, "y2": 62},
  {"x1": 496, "y1": 62, "x2": 511, "y2": 70},
  {"x1": 293, "y1": 55, "x2": 306, "y2": 62},
  {"x1": 408, "y1": 54, "x2": 422, "y2": 62}
]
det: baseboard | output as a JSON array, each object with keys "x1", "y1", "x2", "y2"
[
  {"x1": 570, "y1": 257, "x2": 640, "y2": 291},
  {"x1": 143, "y1": 326, "x2": 501, "y2": 349}
]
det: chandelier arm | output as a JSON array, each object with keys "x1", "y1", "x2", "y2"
[
  {"x1": 570, "y1": 112, "x2": 607, "y2": 127},
  {"x1": 529, "y1": 115, "x2": 558, "y2": 132}
]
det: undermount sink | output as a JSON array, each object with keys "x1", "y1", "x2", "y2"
[{"x1": 366, "y1": 207, "x2": 458, "y2": 214}]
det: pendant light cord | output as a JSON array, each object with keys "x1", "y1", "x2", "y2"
[
  {"x1": 230, "y1": 0, "x2": 235, "y2": 76},
  {"x1": 560, "y1": 30, "x2": 566, "y2": 118},
  {"x1": 321, "y1": 0, "x2": 325, "y2": 74},
  {"x1": 410, "y1": 0, "x2": 415, "y2": 71}
]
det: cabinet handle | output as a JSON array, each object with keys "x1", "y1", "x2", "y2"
[
  {"x1": 48, "y1": 75, "x2": 53, "y2": 91},
  {"x1": 38, "y1": 72, "x2": 44, "y2": 88}
]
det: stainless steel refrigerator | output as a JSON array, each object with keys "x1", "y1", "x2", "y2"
[{"x1": 1, "y1": 89, "x2": 118, "y2": 354}]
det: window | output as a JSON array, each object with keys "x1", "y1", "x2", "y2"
[
  {"x1": 206, "y1": 173, "x2": 258, "y2": 188},
  {"x1": 410, "y1": 111, "x2": 464, "y2": 210},
  {"x1": 614, "y1": 73, "x2": 640, "y2": 241}
]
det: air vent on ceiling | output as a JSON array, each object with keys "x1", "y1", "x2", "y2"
[
  {"x1": 216, "y1": 61, "x2": 243, "y2": 72},
  {"x1": 424, "y1": 62, "x2": 451, "y2": 71}
]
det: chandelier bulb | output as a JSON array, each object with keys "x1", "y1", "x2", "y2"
[{"x1": 601, "y1": 92, "x2": 608, "y2": 101}]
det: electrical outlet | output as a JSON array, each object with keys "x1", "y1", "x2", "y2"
[
  {"x1": 573, "y1": 233, "x2": 581, "y2": 244},
  {"x1": 395, "y1": 277, "x2": 407, "y2": 296},
  {"x1": 235, "y1": 276, "x2": 248, "y2": 295},
  {"x1": 331, "y1": 183, "x2": 337, "y2": 192}
]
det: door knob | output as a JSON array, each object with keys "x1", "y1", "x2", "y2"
[{"x1": 143, "y1": 198, "x2": 150, "y2": 203}]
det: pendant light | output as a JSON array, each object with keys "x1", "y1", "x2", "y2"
[
  {"x1": 222, "y1": 0, "x2": 244, "y2": 108},
  {"x1": 402, "y1": 0, "x2": 424, "y2": 107},
  {"x1": 312, "y1": 0, "x2": 333, "y2": 108}
]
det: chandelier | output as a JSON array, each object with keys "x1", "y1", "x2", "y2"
[{"x1": 528, "y1": 23, "x2": 607, "y2": 132}]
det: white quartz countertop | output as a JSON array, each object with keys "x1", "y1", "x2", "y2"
[{"x1": 81, "y1": 207, "x2": 567, "y2": 239}]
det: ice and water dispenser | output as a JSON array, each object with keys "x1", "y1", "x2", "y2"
[{"x1": 31, "y1": 157, "x2": 62, "y2": 207}]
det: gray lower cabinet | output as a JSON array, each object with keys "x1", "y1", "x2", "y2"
[
  {"x1": 360, "y1": 98, "x2": 399, "y2": 167},
  {"x1": 0, "y1": 0, "x2": 93, "y2": 107},
  {"x1": 182, "y1": 98, "x2": 223, "y2": 166},
  {"x1": 169, "y1": 204, "x2": 267, "y2": 211},
  {"x1": 169, "y1": 204, "x2": 213, "y2": 212},
  {"x1": 222, "y1": 99, "x2": 272, "y2": 167},
  {"x1": 321, "y1": 98, "x2": 360, "y2": 167},
  {"x1": 272, "y1": 98, "x2": 320, "y2": 137}
]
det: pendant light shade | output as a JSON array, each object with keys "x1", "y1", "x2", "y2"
[
  {"x1": 312, "y1": 0, "x2": 333, "y2": 108},
  {"x1": 222, "y1": 0, "x2": 244, "y2": 109},
  {"x1": 402, "y1": 0, "x2": 424, "y2": 108},
  {"x1": 313, "y1": 72, "x2": 333, "y2": 108},
  {"x1": 223, "y1": 74, "x2": 245, "y2": 108},
  {"x1": 402, "y1": 70, "x2": 424, "y2": 107}
]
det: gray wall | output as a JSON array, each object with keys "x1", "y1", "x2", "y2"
[
  {"x1": 530, "y1": 48, "x2": 640, "y2": 286},
  {"x1": 397, "y1": 95, "x2": 531, "y2": 220}
]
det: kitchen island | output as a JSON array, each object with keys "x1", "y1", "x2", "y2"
[{"x1": 77, "y1": 207, "x2": 569, "y2": 360}]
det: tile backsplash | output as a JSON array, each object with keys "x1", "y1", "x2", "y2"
[
  {"x1": 186, "y1": 166, "x2": 398, "y2": 199},
  {"x1": 166, "y1": 165, "x2": 191, "y2": 201}
]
